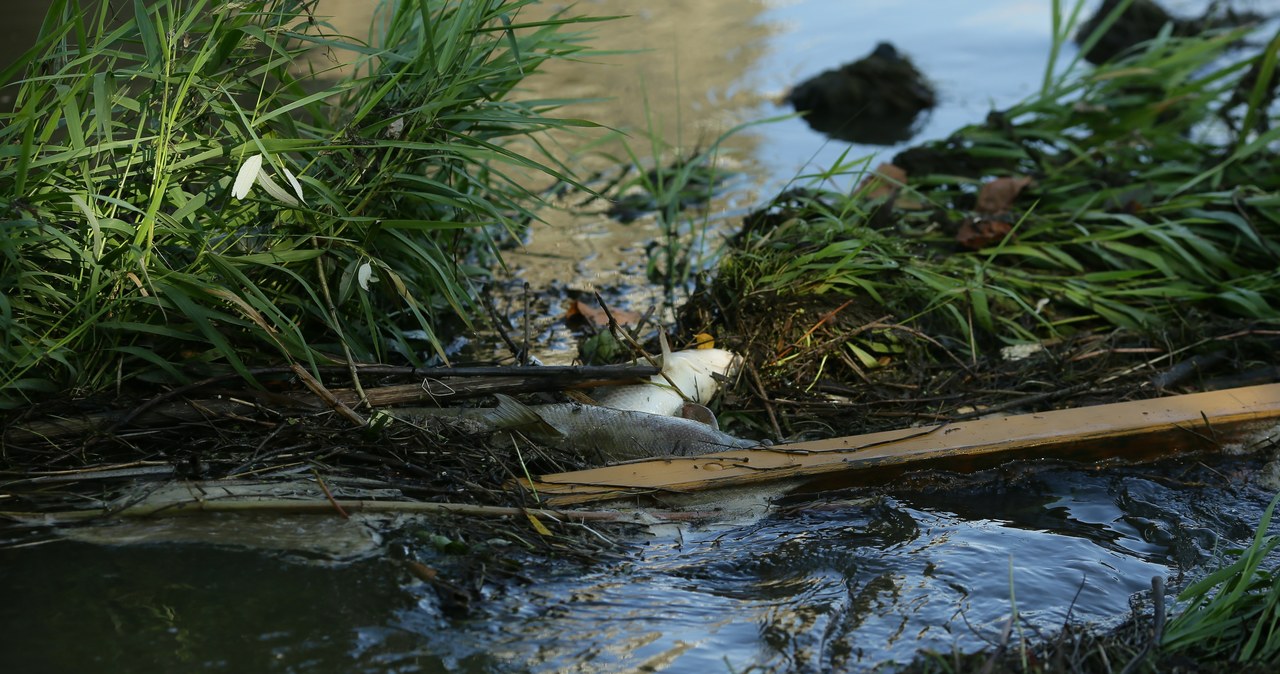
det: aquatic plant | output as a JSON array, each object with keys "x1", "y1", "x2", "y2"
[{"x1": 0, "y1": 0, "x2": 605, "y2": 406}]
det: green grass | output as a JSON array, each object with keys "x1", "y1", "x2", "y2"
[
  {"x1": 599, "y1": 116, "x2": 781, "y2": 298},
  {"x1": 1161, "y1": 491, "x2": 1280, "y2": 664},
  {"x1": 0, "y1": 0, "x2": 612, "y2": 406},
  {"x1": 715, "y1": 2, "x2": 1280, "y2": 358}
]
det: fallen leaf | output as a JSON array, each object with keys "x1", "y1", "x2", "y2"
[
  {"x1": 525, "y1": 510, "x2": 553, "y2": 536},
  {"x1": 956, "y1": 218, "x2": 1014, "y2": 250},
  {"x1": 976, "y1": 176, "x2": 1033, "y2": 215},
  {"x1": 857, "y1": 163, "x2": 908, "y2": 201},
  {"x1": 405, "y1": 559, "x2": 439, "y2": 582},
  {"x1": 692, "y1": 333, "x2": 715, "y2": 349},
  {"x1": 564, "y1": 299, "x2": 644, "y2": 330}
]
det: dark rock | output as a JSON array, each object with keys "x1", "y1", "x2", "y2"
[
  {"x1": 786, "y1": 42, "x2": 936, "y2": 145},
  {"x1": 1076, "y1": 0, "x2": 1262, "y2": 64}
]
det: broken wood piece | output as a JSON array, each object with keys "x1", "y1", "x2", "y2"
[{"x1": 521, "y1": 383, "x2": 1280, "y2": 506}]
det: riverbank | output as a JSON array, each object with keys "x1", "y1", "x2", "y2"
[{"x1": 4, "y1": 1, "x2": 1280, "y2": 671}]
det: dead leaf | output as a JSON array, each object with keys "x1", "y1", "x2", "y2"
[
  {"x1": 691, "y1": 333, "x2": 715, "y2": 349},
  {"x1": 857, "y1": 163, "x2": 908, "y2": 201},
  {"x1": 956, "y1": 218, "x2": 1014, "y2": 250},
  {"x1": 564, "y1": 299, "x2": 643, "y2": 330},
  {"x1": 525, "y1": 510, "x2": 553, "y2": 536},
  {"x1": 405, "y1": 560, "x2": 439, "y2": 582},
  {"x1": 976, "y1": 176, "x2": 1033, "y2": 215}
]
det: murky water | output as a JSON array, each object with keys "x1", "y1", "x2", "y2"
[
  {"x1": 5, "y1": 0, "x2": 1280, "y2": 672},
  {"x1": 4, "y1": 455, "x2": 1278, "y2": 672}
]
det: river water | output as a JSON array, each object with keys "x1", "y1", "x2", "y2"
[
  {"x1": 4, "y1": 1, "x2": 1280, "y2": 672},
  {"x1": 4, "y1": 454, "x2": 1279, "y2": 672}
]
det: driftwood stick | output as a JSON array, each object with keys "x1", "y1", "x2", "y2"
[{"x1": 0, "y1": 499, "x2": 712, "y2": 523}]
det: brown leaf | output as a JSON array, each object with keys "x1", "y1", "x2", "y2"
[
  {"x1": 857, "y1": 163, "x2": 908, "y2": 201},
  {"x1": 976, "y1": 176, "x2": 1033, "y2": 215},
  {"x1": 564, "y1": 299, "x2": 643, "y2": 330},
  {"x1": 956, "y1": 218, "x2": 1014, "y2": 250}
]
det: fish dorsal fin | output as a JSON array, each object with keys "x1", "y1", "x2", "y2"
[
  {"x1": 490, "y1": 394, "x2": 561, "y2": 437},
  {"x1": 564, "y1": 389, "x2": 597, "y2": 405},
  {"x1": 654, "y1": 331, "x2": 695, "y2": 401},
  {"x1": 679, "y1": 402, "x2": 720, "y2": 430},
  {"x1": 658, "y1": 331, "x2": 673, "y2": 368}
]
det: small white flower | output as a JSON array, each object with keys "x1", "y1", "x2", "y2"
[
  {"x1": 357, "y1": 261, "x2": 379, "y2": 291},
  {"x1": 232, "y1": 152, "x2": 305, "y2": 206}
]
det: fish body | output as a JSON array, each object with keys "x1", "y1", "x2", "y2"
[
  {"x1": 397, "y1": 395, "x2": 759, "y2": 463},
  {"x1": 590, "y1": 336, "x2": 741, "y2": 417},
  {"x1": 395, "y1": 340, "x2": 752, "y2": 462}
]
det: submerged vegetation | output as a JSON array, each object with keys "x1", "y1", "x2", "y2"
[{"x1": 0, "y1": 0, "x2": 605, "y2": 406}]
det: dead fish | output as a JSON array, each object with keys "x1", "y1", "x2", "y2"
[
  {"x1": 589, "y1": 333, "x2": 741, "y2": 419},
  {"x1": 396, "y1": 394, "x2": 760, "y2": 463}
]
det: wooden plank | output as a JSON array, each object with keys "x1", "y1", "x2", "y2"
[{"x1": 521, "y1": 383, "x2": 1280, "y2": 506}]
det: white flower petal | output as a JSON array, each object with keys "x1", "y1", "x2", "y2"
[
  {"x1": 232, "y1": 153, "x2": 263, "y2": 200},
  {"x1": 357, "y1": 262, "x2": 378, "y2": 291},
  {"x1": 256, "y1": 169, "x2": 300, "y2": 207},
  {"x1": 282, "y1": 167, "x2": 306, "y2": 205}
]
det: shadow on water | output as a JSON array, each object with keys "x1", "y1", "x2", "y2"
[{"x1": 0, "y1": 537, "x2": 469, "y2": 673}]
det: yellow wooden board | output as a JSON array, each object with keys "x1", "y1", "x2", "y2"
[{"x1": 521, "y1": 383, "x2": 1280, "y2": 506}]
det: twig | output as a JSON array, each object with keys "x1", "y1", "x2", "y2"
[
  {"x1": 746, "y1": 361, "x2": 784, "y2": 442},
  {"x1": 311, "y1": 468, "x2": 350, "y2": 519},
  {"x1": 291, "y1": 363, "x2": 365, "y2": 427},
  {"x1": 482, "y1": 284, "x2": 524, "y2": 361},
  {"x1": 1151, "y1": 575, "x2": 1166, "y2": 644},
  {"x1": 522, "y1": 281, "x2": 533, "y2": 366},
  {"x1": 948, "y1": 380, "x2": 1101, "y2": 421},
  {"x1": 775, "y1": 299, "x2": 856, "y2": 360},
  {"x1": 1149, "y1": 351, "x2": 1228, "y2": 389},
  {"x1": 593, "y1": 291, "x2": 659, "y2": 368},
  {"x1": 1119, "y1": 576, "x2": 1167, "y2": 674},
  {"x1": 99, "y1": 366, "x2": 294, "y2": 436}
]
